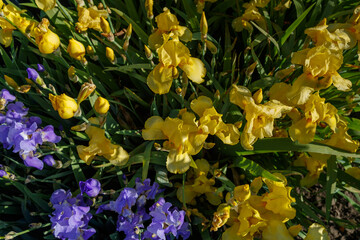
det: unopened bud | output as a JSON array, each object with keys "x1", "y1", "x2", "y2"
[
  {"x1": 106, "y1": 47, "x2": 116, "y2": 64},
  {"x1": 253, "y1": 88, "x2": 263, "y2": 104},
  {"x1": 68, "y1": 66, "x2": 78, "y2": 82},
  {"x1": 98, "y1": 3, "x2": 104, "y2": 9},
  {"x1": 100, "y1": 17, "x2": 111, "y2": 33},
  {"x1": 205, "y1": 40, "x2": 217, "y2": 54},
  {"x1": 77, "y1": 81, "x2": 96, "y2": 105},
  {"x1": 126, "y1": 23, "x2": 132, "y2": 40},
  {"x1": 86, "y1": 45, "x2": 95, "y2": 55},
  {"x1": 144, "y1": 45, "x2": 153, "y2": 60},
  {"x1": 145, "y1": 0, "x2": 154, "y2": 19},
  {"x1": 200, "y1": 12, "x2": 208, "y2": 42}
]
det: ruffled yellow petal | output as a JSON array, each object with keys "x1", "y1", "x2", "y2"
[
  {"x1": 142, "y1": 116, "x2": 167, "y2": 140},
  {"x1": 179, "y1": 57, "x2": 206, "y2": 84},
  {"x1": 146, "y1": 64, "x2": 173, "y2": 94},
  {"x1": 35, "y1": 0, "x2": 56, "y2": 11}
]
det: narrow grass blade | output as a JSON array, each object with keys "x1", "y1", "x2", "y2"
[
  {"x1": 325, "y1": 156, "x2": 337, "y2": 221},
  {"x1": 280, "y1": 3, "x2": 315, "y2": 45}
]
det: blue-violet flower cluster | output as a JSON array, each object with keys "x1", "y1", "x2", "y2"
[
  {"x1": 97, "y1": 178, "x2": 190, "y2": 240},
  {"x1": 49, "y1": 178, "x2": 100, "y2": 240},
  {"x1": 0, "y1": 89, "x2": 61, "y2": 170}
]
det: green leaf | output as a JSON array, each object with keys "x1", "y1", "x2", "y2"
[
  {"x1": 250, "y1": 21, "x2": 280, "y2": 53},
  {"x1": 280, "y1": 3, "x2": 315, "y2": 46},
  {"x1": 220, "y1": 138, "x2": 360, "y2": 159},
  {"x1": 232, "y1": 157, "x2": 280, "y2": 181},
  {"x1": 142, "y1": 141, "x2": 153, "y2": 180},
  {"x1": 325, "y1": 156, "x2": 337, "y2": 221},
  {"x1": 294, "y1": 194, "x2": 326, "y2": 226},
  {"x1": 111, "y1": 8, "x2": 149, "y2": 44}
]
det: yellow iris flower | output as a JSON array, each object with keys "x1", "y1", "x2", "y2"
[
  {"x1": 76, "y1": 118, "x2": 129, "y2": 166},
  {"x1": 213, "y1": 173, "x2": 298, "y2": 239},
  {"x1": 143, "y1": 96, "x2": 239, "y2": 173},
  {"x1": 147, "y1": 36, "x2": 206, "y2": 94},
  {"x1": 230, "y1": 84, "x2": 292, "y2": 150},
  {"x1": 148, "y1": 8, "x2": 192, "y2": 50},
  {"x1": 76, "y1": 5, "x2": 109, "y2": 32}
]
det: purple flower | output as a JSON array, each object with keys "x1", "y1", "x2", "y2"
[
  {"x1": 43, "y1": 155, "x2": 56, "y2": 167},
  {"x1": 79, "y1": 178, "x2": 101, "y2": 197},
  {"x1": 49, "y1": 189, "x2": 96, "y2": 240},
  {"x1": 40, "y1": 125, "x2": 61, "y2": 143},
  {"x1": 0, "y1": 89, "x2": 15, "y2": 107},
  {"x1": 145, "y1": 198, "x2": 190, "y2": 240},
  {"x1": 0, "y1": 89, "x2": 61, "y2": 170},
  {"x1": 0, "y1": 170, "x2": 7, "y2": 177},
  {"x1": 26, "y1": 68, "x2": 39, "y2": 81},
  {"x1": 37, "y1": 64, "x2": 45, "y2": 72}
]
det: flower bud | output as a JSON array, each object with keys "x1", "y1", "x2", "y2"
[
  {"x1": 49, "y1": 93, "x2": 78, "y2": 119},
  {"x1": 67, "y1": 66, "x2": 78, "y2": 82},
  {"x1": 4, "y1": 75, "x2": 19, "y2": 89},
  {"x1": 86, "y1": 45, "x2": 95, "y2": 55},
  {"x1": 67, "y1": 38, "x2": 86, "y2": 61},
  {"x1": 205, "y1": 40, "x2": 217, "y2": 54},
  {"x1": 125, "y1": 23, "x2": 132, "y2": 40},
  {"x1": 145, "y1": 0, "x2": 154, "y2": 19},
  {"x1": 253, "y1": 88, "x2": 263, "y2": 104},
  {"x1": 77, "y1": 81, "x2": 96, "y2": 105},
  {"x1": 100, "y1": 17, "x2": 111, "y2": 33},
  {"x1": 94, "y1": 96, "x2": 110, "y2": 114},
  {"x1": 200, "y1": 12, "x2": 208, "y2": 42},
  {"x1": 144, "y1": 45, "x2": 153, "y2": 60},
  {"x1": 39, "y1": 30, "x2": 60, "y2": 54},
  {"x1": 26, "y1": 68, "x2": 46, "y2": 88},
  {"x1": 106, "y1": 47, "x2": 116, "y2": 64}
]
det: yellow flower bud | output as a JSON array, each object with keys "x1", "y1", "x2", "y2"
[
  {"x1": 49, "y1": 93, "x2": 78, "y2": 119},
  {"x1": 86, "y1": 45, "x2": 95, "y2": 55},
  {"x1": 94, "y1": 96, "x2": 110, "y2": 114},
  {"x1": 77, "y1": 82, "x2": 96, "y2": 105},
  {"x1": 200, "y1": 12, "x2": 208, "y2": 42},
  {"x1": 37, "y1": 30, "x2": 60, "y2": 54},
  {"x1": 144, "y1": 45, "x2": 153, "y2": 60},
  {"x1": 68, "y1": 66, "x2": 77, "y2": 80},
  {"x1": 100, "y1": 17, "x2": 111, "y2": 33},
  {"x1": 106, "y1": 47, "x2": 116, "y2": 63},
  {"x1": 205, "y1": 40, "x2": 217, "y2": 54},
  {"x1": 126, "y1": 23, "x2": 132, "y2": 40},
  {"x1": 67, "y1": 38, "x2": 86, "y2": 61},
  {"x1": 253, "y1": 88, "x2": 263, "y2": 104},
  {"x1": 145, "y1": 0, "x2": 154, "y2": 19},
  {"x1": 4, "y1": 75, "x2": 19, "y2": 89}
]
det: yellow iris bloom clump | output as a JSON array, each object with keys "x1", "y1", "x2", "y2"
[
  {"x1": 232, "y1": 0, "x2": 270, "y2": 32},
  {"x1": 0, "y1": 1, "x2": 38, "y2": 47},
  {"x1": 76, "y1": 4, "x2": 110, "y2": 33},
  {"x1": 230, "y1": 85, "x2": 292, "y2": 150},
  {"x1": 211, "y1": 173, "x2": 299, "y2": 240},
  {"x1": 147, "y1": 9, "x2": 206, "y2": 94},
  {"x1": 76, "y1": 118, "x2": 129, "y2": 166},
  {"x1": 176, "y1": 159, "x2": 222, "y2": 205},
  {"x1": 143, "y1": 96, "x2": 239, "y2": 173}
]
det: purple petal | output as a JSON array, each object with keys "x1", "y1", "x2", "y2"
[
  {"x1": 23, "y1": 155, "x2": 43, "y2": 170},
  {"x1": 26, "y1": 68, "x2": 39, "y2": 81},
  {"x1": 37, "y1": 64, "x2": 45, "y2": 72},
  {"x1": 43, "y1": 155, "x2": 56, "y2": 167}
]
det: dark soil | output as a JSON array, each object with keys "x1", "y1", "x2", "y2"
[{"x1": 298, "y1": 185, "x2": 360, "y2": 240}]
